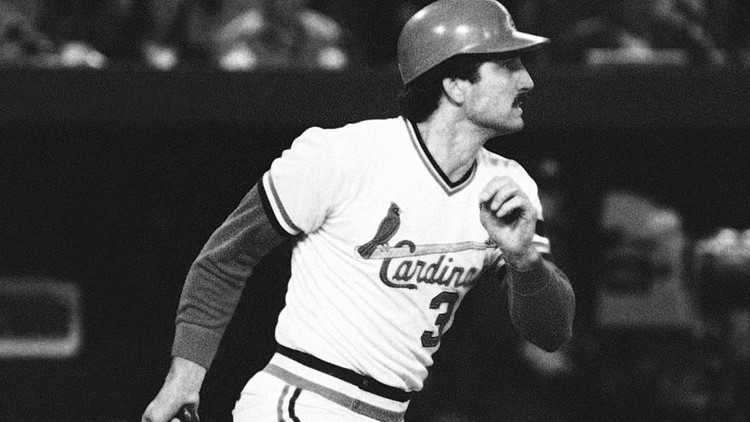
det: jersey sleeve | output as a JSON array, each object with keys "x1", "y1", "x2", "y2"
[
  {"x1": 261, "y1": 127, "x2": 343, "y2": 235},
  {"x1": 509, "y1": 161, "x2": 551, "y2": 256}
]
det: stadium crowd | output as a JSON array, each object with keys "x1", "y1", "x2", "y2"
[{"x1": 1, "y1": 0, "x2": 750, "y2": 70}]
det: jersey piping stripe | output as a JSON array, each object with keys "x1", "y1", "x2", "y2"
[
  {"x1": 289, "y1": 387, "x2": 302, "y2": 422},
  {"x1": 277, "y1": 384, "x2": 291, "y2": 422},
  {"x1": 263, "y1": 172, "x2": 302, "y2": 235},
  {"x1": 258, "y1": 180, "x2": 295, "y2": 238},
  {"x1": 275, "y1": 384, "x2": 303, "y2": 422},
  {"x1": 404, "y1": 117, "x2": 476, "y2": 196}
]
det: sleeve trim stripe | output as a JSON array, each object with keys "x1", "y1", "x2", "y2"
[
  {"x1": 258, "y1": 179, "x2": 295, "y2": 238},
  {"x1": 262, "y1": 172, "x2": 302, "y2": 235}
]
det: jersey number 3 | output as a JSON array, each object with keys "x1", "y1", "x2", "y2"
[{"x1": 421, "y1": 291, "x2": 459, "y2": 348}]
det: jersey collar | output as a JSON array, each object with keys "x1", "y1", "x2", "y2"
[{"x1": 404, "y1": 117, "x2": 476, "y2": 196}]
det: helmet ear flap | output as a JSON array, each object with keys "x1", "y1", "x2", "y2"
[{"x1": 397, "y1": 0, "x2": 549, "y2": 85}]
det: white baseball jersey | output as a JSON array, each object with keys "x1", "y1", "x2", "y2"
[{"x1": 261, "y1": 116, "x2": 549, "y2": 392}]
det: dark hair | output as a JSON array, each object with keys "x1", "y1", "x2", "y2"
[{"x1": 397, "y1": 53, "x2": 504, "y2": 123}]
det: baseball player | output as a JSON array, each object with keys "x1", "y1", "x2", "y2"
[{"x1": 142, "y1": 1, "x2": 575, "y2": 421}]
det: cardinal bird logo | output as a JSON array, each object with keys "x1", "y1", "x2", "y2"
[{"x1": 357, "y1": 202, "x2": 401, "y2": 259}]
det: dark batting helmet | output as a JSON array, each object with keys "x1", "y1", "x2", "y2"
[{"x1": 397, "y1": 0, "x2": 549, "y2": 84}]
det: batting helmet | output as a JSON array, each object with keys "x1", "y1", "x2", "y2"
[{"x1": 397, "y1": 0, "x2": 549, "y2": 84}]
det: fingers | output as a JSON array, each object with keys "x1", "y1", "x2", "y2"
[
  {"x1": 142, "y1": 398, "x2": 193, "y2": 422},
  {"x1": 143, "y1": 358, "x2": 205, "y2": 422},
  {"x1": 479, "y1": 176, "x2": 533, "y2": 222},
  {"x1": 496, "y1": 196, "x2": 527, "y2": 223},
  {"x1": 176, "y1": 403, "x2": 200, "y2": 422}
]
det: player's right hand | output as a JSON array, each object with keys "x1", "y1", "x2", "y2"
[
  {"x1": 142, "y1": 396, "x2": 198, "y2": 422},
  {"x1": 478, "y1": 176, "x2": 538, "y2": 270},
  {"x1": 142, "y1": 357, "x2": 206, "y2": 422}
]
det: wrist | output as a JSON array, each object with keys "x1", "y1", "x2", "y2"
[
  {"x1": 507, "y1": 253, "x2": 554, "y2": 295},
  {"x1": 504, "y1": 247, "x2": 541, "y2": 272},
  {"x1": 167, "y1": 356, "x2": 207, "y2": 391}
]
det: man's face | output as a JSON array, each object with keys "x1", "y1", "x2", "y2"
[{"x1": 462, "y1": 58, "x2": 534, "y2": 136}]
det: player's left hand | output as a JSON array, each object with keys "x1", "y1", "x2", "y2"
[{"x1": 479, "y1": 176, "x2": 539, "y2": 270}]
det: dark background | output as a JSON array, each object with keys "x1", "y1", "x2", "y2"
[{"x1": 1, "y1": 66, "x2": 749, "y2": 421}]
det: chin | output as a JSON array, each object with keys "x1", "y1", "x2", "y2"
[{"x1": 496, "y1": 121, "x2": 524, "y2": 135}]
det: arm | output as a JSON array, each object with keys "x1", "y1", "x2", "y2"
[
  {"x1": 505, "y1": 255, "x2": 575, "y2": 352},
  {"x1": 479, "y1": 176, "x2": 575, "y2": 352},
  {"x1": 142, "y1": 182, "x2": 289, "y2": 422},
  {"x1": 142, "y1": 356, "x2": 206, "y2": 422},
  {"x1": 172, "y1": 181, "x2": 289, "y2": 368}
]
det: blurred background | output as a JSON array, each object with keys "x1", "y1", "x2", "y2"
[{"x1": 1, "y1": 0, "x2": 750, "y2": 421}]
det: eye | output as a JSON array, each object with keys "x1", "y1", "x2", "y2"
[
  {"x1": 490, "y1": 58, "x2": 523, "y2": 74},
  {"x1": 503, "y1": 58, "x2": 525, "y2": 72}
]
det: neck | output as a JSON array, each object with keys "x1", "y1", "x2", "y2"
[{"x1": 415, "y1": 112, "x2": 489, "y2": 183}]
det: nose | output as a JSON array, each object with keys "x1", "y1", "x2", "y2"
[{"x1": 518, "y1": 65, "x2": 534, "y2": 92}]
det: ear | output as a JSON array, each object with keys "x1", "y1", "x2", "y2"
[{"x1": 441, "y1": 77, "x2": 469, "y2": 106}]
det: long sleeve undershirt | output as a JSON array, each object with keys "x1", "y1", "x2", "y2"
[
  {"x1": 171, "y1": 182, "x2": 575, "y2": 370},
  {"x1": 505, "y1": 258, "x2": 575, "y2": 352},
  {"x1": 172, "y1": 183, "x2": 289, "y2": 369}
]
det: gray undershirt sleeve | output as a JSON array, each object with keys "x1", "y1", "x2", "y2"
[
  {"x1": 171, "y1": 183, "x2": 289, "y2": 369},
  {"x1": 507, "y1": 258, "x2": 576, "y2": 352}
]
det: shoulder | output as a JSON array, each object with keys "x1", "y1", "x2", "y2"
[
  {"x1": 478, "y1": 148, "x2": 532, "y2": 177},
  {"x1": 299, "y1": 10, "x2": 343, "y2": 41},
  {"x1": 295, "y1": 117, "x2": 406, "y2": 166},
  {"x1": 306, "y1": 117, "x2": 404, "y2": 145},
  {"x1": 477, "y1": 148, "x2": 539, "y2": 194}
]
